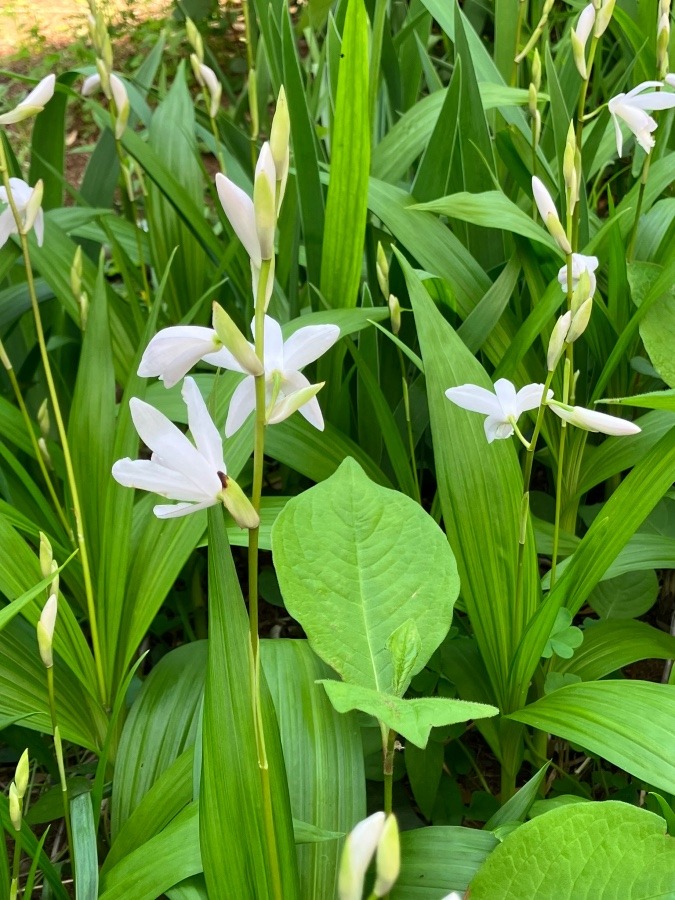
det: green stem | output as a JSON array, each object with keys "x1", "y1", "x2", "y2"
[
  {"x1": 511, "y1": 0, "x2": 528, "y2": 86},
  {"x1": 572, "y1": 36, "x2": 598, "y2": 248},
  {"x1": 383, "y1": 729, "x2": 396, "y2": 815},
  {"x1": 47, "y1": 667, "x2": 73, "y2": 879},
  {"x1": 10, "y1": 826, "x2": 22, "y2": 900},
  {"x1": 0, "y1": 143, "x2": 107, "y2": 707},
  {"x1": 396, "y1": 346, "x2": 420, "y2": 504},
  {"x1": 246, "y1": 258, "x2": 282, "y2": 900},
  {"x1": 626, "y1": 153, "x2": 652, "y2": 263},
  {"x1": 0, "y1": 342, "x2": 72, "y2": 539},
  {"x1": 201, "y1": 86, "x2": 227, "y2": 174}
]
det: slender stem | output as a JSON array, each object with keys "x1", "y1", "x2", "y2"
[
  {"x1": 383, "y1": 729, "x2": 396, "y2": 815},
  {"x1": 10, "y1": 826, "x2": 22, "y2": 900},
  {"x1": 246, "y1": 258, "x2": 282, "y2": 900},
  {"x1": 201, "y1": 86, "x2": 227, "y2": 174},
  {"x1": 0, "y1": 144, "x2": 107, "y2": 707},
  {"x1": 396, "y1": 347, "x2": 420, "y2": 504},
  {"x1": 511, "y1": 1, "x2": 528, "y2": 86},
  {"x1": 0, "y1": 342, "x2": 72, "y2": 538},
  {"x1": 572, "y1": 36, "x2": 598, "y2": 248},
  {"x1": 47, "y1": 668, "x2": 73, "y2": 877}
]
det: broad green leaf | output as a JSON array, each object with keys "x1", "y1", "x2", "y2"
[
  {"x1": 99, "y1": 804, "x2": 202, "y2": 900},
  {"x1": 413, "y1": 192, "x2": 560, "y2": 254},
  {"x1": 556, "y1": 620, "x2": 675, "y2": 682},
  {"x1": 404, "y1": 256, "x2": 539, "y2": 707},
  {"x1": 392, "y1": 826, "x2": 498, "y2": 898},
  {"x1": 588, "y1": 570, "x2": 659, "y2": 619},
  {"x1": 602, "y1": 390, "x2": 675, "y2": 411},
  {"x1": 72, "y1": 792, "x2": 98, "y2": 900},
  {"x1": 272, "y1": 457, "x2": 460, "y2": 694},
  {"x1": 510, "y1": 682, "x2": 675, "y2": 794},
  {"x1": 320, "y1": 0, "x2": 369, "y2": 307},
  {"x1": 469, "y1": 801, "x2": 674, "y2": 899},
  {"x1": 262, "y1": 640, "x2": 365, "y2": 899},
  {"x1": 111, "y1": 643, "x2": 206, "y2": 838},
  {"x1": 320, "y1": 680, "x2": 497, "y2": 748},
  {"x1": 200, "y1": 507, "x2": 299, "y2": 898}
]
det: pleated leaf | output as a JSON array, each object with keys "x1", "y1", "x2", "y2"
[
  {"x1": 509, "y1": 682, "x2": 675, "y2": 794},
  {"x1": 72, "y1": 792, "x2": 99, "y2": 900}
]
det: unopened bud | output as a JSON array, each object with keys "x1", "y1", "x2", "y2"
[
  {"x1": 9, "y1": 783, "x2": 21, "y2": 832},
  {"x1": 547, "y1": 311, "x2": 571, "y2": 371},
  {"x1": 219, "y1": 475, "x2": 259, "y2": 529},
  {"x1": 528, "y1": 82, "x2": 538, "y2": 119},
  {"x1": 388, "y1": 294, "x2": 401, "y2": 335},
  {"x1": 110, "y1": 74, "x2": 129, "y2": 140},
  {"x1": 657, "y1": 14, "x2": 670, "y2": 78},
  {"x1": 96, "y1": 58, "x2": 111, "y2": 99},
  {"x1": 185, "y1": 17, "x2": 204, "y2": 61},
  {"x1": 101, "y1": 33, "x2": 114, "y2": 75},
  {"x1": 373, "y1": 814, "x2": 400, "y2": 897},
  {"x1": 37, "y1": 399, "x2": 49, "y2": 438},
  {"x1": 79, "y1": 291, "x2": 89, "y2": 330},
  {"x1": 212, "y1": 303, "x2": 263, "y2": 376},
  {"x1": 15, "y1": 750, "x2": 29, "y2": 801},
  {"x1": 37, "y1": 593, "x2": 58, "y2": 668},
  {"x1": 248, "y1": 68, "x2": 259, "y2": 140},
  {"x1": 339, "y1": 812, "x2": 387, "y2": 900},
  {"x1": 571, "y1": 4, "x2": 595, "y2": 79},
  {"x1": 39, "y1": 531, "x2": 53, "y2": 579},
  {"x1": 270, "y1": 86, "x2": 290, "y2": 209},
  {"x1": 571, "y1": 269, "x2": 593, "y2": 313},
  {"x1": 567, "y1": 298, "x2": 593, "y2": 342},
  {"x1": 50, "y1": 559, "x2": 59, "y2": 599},
  {"x1": 594, "y1": 0, "x2": 615, "y2": 36},
  {"x1": 38, "y1": 437, "x2": 52, "y2": 469},
  {"x1": 23, "y1": 180, "x2": 43, "y2": 236},
  {"x1": 253, "y1": 143, "x2": 277, "y2": 260},
  {"x1": 376, "y1": 243, "x2": 389, "y2": 299},
  {"x1": 532, "y1": 177, "x2": 572, "y2": 254},
  {"x1": 531, "y1": 48, "x2": 542, "y2": 91},
  {"x1": 70, "y1": 246, "x2": 83, "y2": 300}
]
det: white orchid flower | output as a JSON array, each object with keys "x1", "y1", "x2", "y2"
[
  {"x1": 445, "y1": 379, "x2": 552, "y2": 443},
  {"x1": 532, "y1": 177, "x2": 571, "y2": 254},
  {"x1": 137, "y1": 324, "x2": 253, "y2": 389},
  {"x1": 0, "y1": 178, "x2": 44, "y2": 248},
  {"x1": 82, "y1": 72, "x2": 129, "y2": 139},
  {"x1": 666, "y1": 74, "x2": 675, "y2": 88},
  {"x1": 338, "y1": 812, "x2": 386, "y2": 900},
  {"x1": 608, "y1": 81, "x2": 675, "y2": 156},
  {"x1": 215, "y1": 143, "x2": 277, "y2": 308},
  {"x1": 112, "y1": 377, "x2": 259, "y2": 526},
  {"x1": 547, "y1": 399, "x2": 641, "y2": 435},
  {"x1": 0, "y1": 74, "x2": 55, "y2": 125},
  {"x1": 557, "y1": 253, "x2": 599, "y2": 296},
  {"x1": 571, "y1": 4, "x2": 595, "y2": 79},
  {"x1": 220, "y1": 315, "x2": 340, "y2": 437}
]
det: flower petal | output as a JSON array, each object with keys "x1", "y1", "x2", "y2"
[
  {"x1": 0, "y1": 207, "x2": 17, "y2": 249},
  {"x1": 182, "y1": 377, "x2": 225, "y2": 474},
  {"x1": 153, "y1": 498, "x2": 215, "y2": 518},
  {"x1": 215, "y1": 172, "x2": 261, "y2": 266},
  {"x1": 493, "y1": 378, "x2": 518, "y2": 417},
  {"x1": 225, "y1": 376, "x2": 256, "y2": 437},
  {"x1": 202, "y1": 344, "x2": 247, "y2": 374},
  {"x1": 81, "y1": 73, "x2": 102, "y2": 96},
  {"x1": 445, "y1": 384, "x2": 503, "y2": 416},
  {"x1": 283, "y1": 324, "x2": 341, "y2": 370},
  {"x1": 515, "y1": 383, "x2": 550, "y2": 415},
  {"x1": 33, "y1": 208, "x2": 44, "y2": 247},
  {"x1": 19, "y1": 74, "x2": 55, "y2": 111},
  {"x1": 271, "y1": 370, "x2": 325, "y2": 429},
  {"x1": 484, "y1": 415, "x2": 514, "y2": 443},
  {"x1": 129, "y1": 397, "x2": 220, "y2": 495},
  {"x1": 112, "y1": 457, "x2": 209, "y2": 501},
  {"x1": 262, "y1": 315, "x2": 285, "y2": 372},
  {"x1": 138, "y1": 325, "x2": 219, "y2": 386}
]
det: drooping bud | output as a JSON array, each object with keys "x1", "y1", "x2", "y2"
[
  {"x1": 373, "y1": 815, "x2": 401, "y2": 897},
  {"x1": 95, "y1": 58, "x2": 111, "y2": 100},
  {"x1": 547, "y1": 399, "x2": 641, "y2": 435},
  {"x1": 0, "y1": 74, "x2": 56, "y2": 126},
  {"x1": 38, "y1": 437, "x2": 52, "y2": 469},
  {"x1": 571, "y1": 4, "x2": 596, "y2": 79},
  {"x1": 563, "y1": 122, "x2": 578, "y2": 214},
  {"x1": 594, "y1": 0, "x2": 616, "y2": 36},
  {"x1": 218, "y1": 474, "x2": 260, "y2": 529},
  {"x1": 212, "y1": 302, "x2": 263, "y2": 376},
  {"x1": 9, "y1": 782, "x2": 21, "y2": 832},
  {"x1": 571, "y1": 269, "x2": 592, "y2": 314},
  {"x1": 37, "y1": 593, "x2": 58, "y2": 668},
  {"x1": 39, "y1": 531, "x2": 53, "y2": 580},
  {"x1": 338, "y1": 812, "x2": 387, "y2": 900},
  {"x1": 532, "y1": 177, "x2": 572, "y2": 254},
  {"x1": 547, "y1": 311, "x2": 571, "y2": 371},
  {"x1": 376, "y1": 242, "x2": 389, "y2": 299},
  {"x1": 567, "y1": 297, "x2": 593, "y2": 342},
  {"x1": 15, "y1": 750, "x2": 29, "y2": 801},
  {"x1": 270, "y1": 86, "x2": 290, "y2": 209},
  {"x1": 185, "y1": 17, "x2": 204, "y2": 62},
  {"x1": 388, "y1": 294, "x2": 401, "y2": 335},
  {"x1": 253, "y1": 143, "x2": 277, "y2": 260}
]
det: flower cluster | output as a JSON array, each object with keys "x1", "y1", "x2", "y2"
[{"x1": 112, "y1": 92, "x2": 340, "y2": 523}]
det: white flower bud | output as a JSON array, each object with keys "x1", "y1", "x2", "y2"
[
  {"x1": 37, "y1": 593, "x2": 58, "y2": 668},
  {"x1": 566, "y1": 297, "x2": 593, "y2": 342},
  {"x1": 212, "y1": 302, "x2": 263, "y2": 376},
  {"x1": 388, "y1": 294, "x2": 401, "y2": 335},
  {"x1": 9, "y1": 782, "x2": 21, "y2": 832},
  {"x1": 39, "y1": 531, "x2": 53, "y2": 579},
  {"x1": 547, "y1": 311, "x2": 572, "y2": 371},
  {"x1": 270, "y1": 86, "x2": 290, "y2": 208},
  {"x1": 532, "y1": 177, "x2": 572, "y2": 254},
  {"x1": 15, "y1": 750, "x2": 29, "y2": 801},
  {"x1": 373, "y1": 815, "x2": 400, "y2": 897}
]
